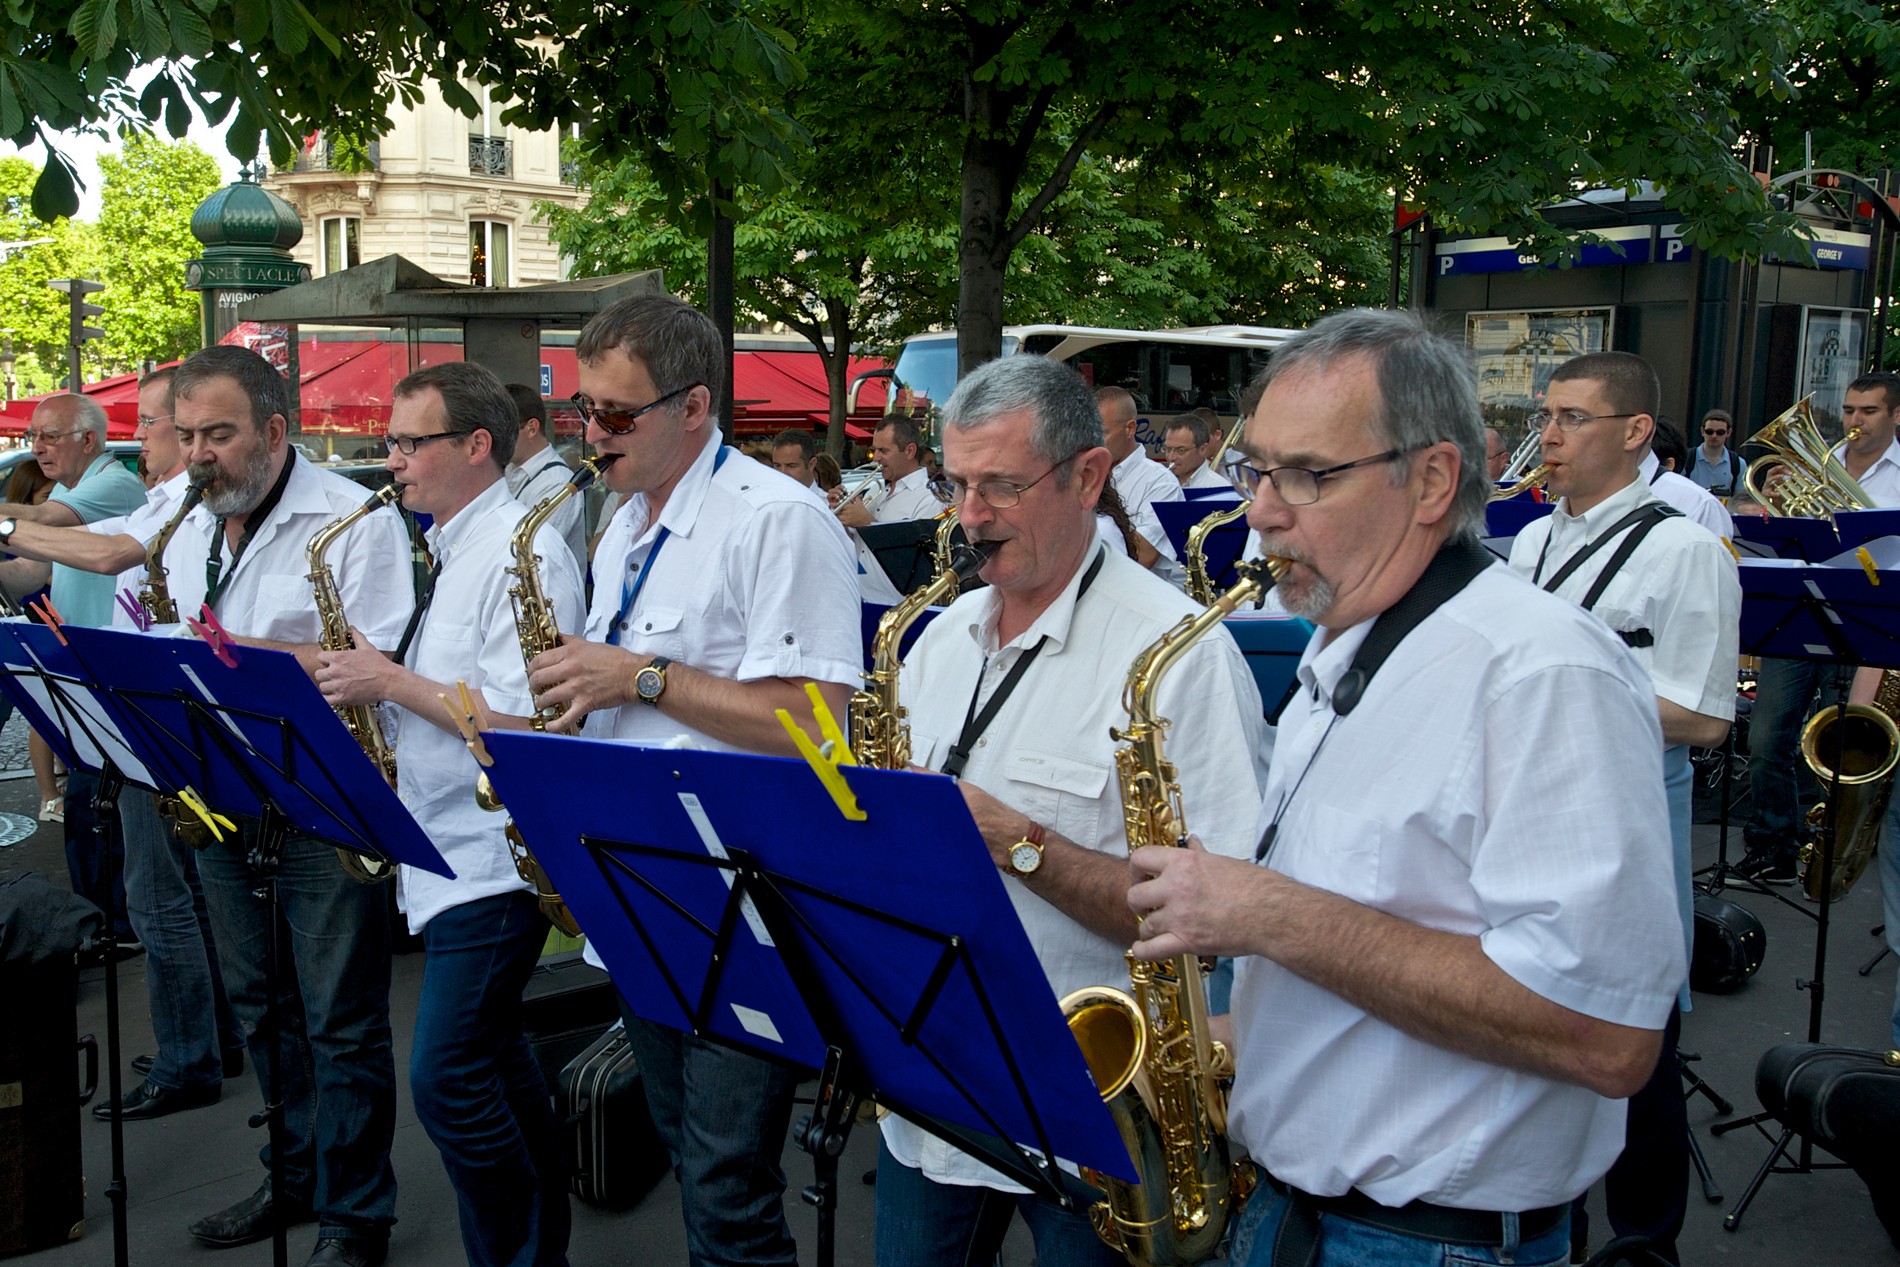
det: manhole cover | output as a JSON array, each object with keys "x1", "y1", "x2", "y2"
[{"x1": 0, "y1": 812, "x2": 38, "y2": 847}]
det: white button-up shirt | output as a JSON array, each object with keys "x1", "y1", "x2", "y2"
[
  {"x1": 882, "y1": 545, "x2": 1267, "y2": 1190},
  {"x1": 506, "y1": 449, "x2": 587, "y2": 573},
  {"x1": 581, "y1": 437, "x2": 862, "y2": 749},
  {"x1": 1510, "y1": 474, "x2": 1740, "y2": 721},
  {"x1": 170, "y1": 453, "x2": 416, "y2": 650},
  {"x1": 90, "y1": 469, "x2": 205, "y2": 630},
  {"x1": 394, "y1": 478, "x2": 586, "y2": 933},
  {"x1": 1228, "y1": 562, "x2": 1683, "y2": 1210},
  {"x1": 1836, "y1": 438, "x2": 1900, "y2": 507},
  {"x1": 1182, "y1": 462, "x2": 1236, "y2": 492},
  {"x1": 1113, "y1": 448, "x2": 1187, "y2": 587},
  {"x1": 1641, "y1": 451, "x2": 1734, "y2": 539}
]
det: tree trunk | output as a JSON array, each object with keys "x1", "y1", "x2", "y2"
[
  {"x1": 958, "y1": 79, "x2": 1011, "y2": 377},
  {"x1": 824, "y1": 298, "x2": 852, "y2": 459}
]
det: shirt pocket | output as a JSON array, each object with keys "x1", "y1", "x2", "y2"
[
  {"x1": 621, "y1": 603, "x2": 686, "y2": 659},
  {"x1": 253, "y1": 575, "x2": 315, "y2": 642},
  {"x1": 1000, "y1": 746, "x2": 1115, "y2": 853},
  {"x1": 411, "y1": 617, "x2": 474, "y2": 679},
  {"x1": 1277, "y1": 801, "x2": 1384, "y2": 905}
]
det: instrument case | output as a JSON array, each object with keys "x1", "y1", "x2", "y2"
[
  {"x1": 1755, "y1": 1043, "x2": 1900, "y2": 1248},
  {"x1": 0, "y1": 956, "x2": 95, "y2": 1257},
  {"x1": 1690, "y1": 892, "x2": 1766, "y2": 993},
  {"x1": 558, "y1": 1024, "x2": 669, "y2": 1210},
  {"x1": 520, "y1": 949, "x2": 619, "y2": 1098}
]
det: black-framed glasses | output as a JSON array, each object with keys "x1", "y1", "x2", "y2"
[
  {"x1": 571, "y1": 383, "x2": 701, "y2": 435},
  {"x1": 947, "y1": 453, "x2": 1080, "y2": 510},
  {"x1": 382, "y1": 431, "x2": 464, "y2": 457},
  {"x1": 1528, "y1": 409, "x2": 1637, "y2": 432},
  {"x1": 1230, "y1": 447, "x2": 1416, "y2": 506}
]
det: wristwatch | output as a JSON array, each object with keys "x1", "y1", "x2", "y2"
[
  {"x1": 634, "y1": 655, "x2": 672, "y2": 707},
  {"x1": 1006, "y1": 821, "x2": 1046, "y2": 877},
  {"x1": 0, "y1": 518, "x2": 17, "y2": 548}
]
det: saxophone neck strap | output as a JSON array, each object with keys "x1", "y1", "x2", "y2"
[
  {"x1": 204, "y1": 452, "x2": 297, "y2": 613},
  {"x1": 392, "y1": 554, "x2": 446, "y2": 664}
]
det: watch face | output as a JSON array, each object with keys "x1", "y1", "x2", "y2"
[
  {"x1": 1009, "y1": 841, "x2": 1042, "y2": 874},
  {"x1": 636, "y1": 667, "x2": 663, "y2": 700}
]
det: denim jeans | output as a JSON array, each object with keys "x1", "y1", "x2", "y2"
[
  {"x1": 121, "y1": 789, "x2": 243, "y2": 1091},
  {"x1": 1881, "y1": 798, "x2": 1900, "y2": 1051},
  {"x1": 413, "y1": 891, "x2": 569, "y2": 1267},
  {"x1": 1745, "y1": 659, "x2": 1852, "y2": 861},
  {"x1": 873, "y1": 1138, "x2": 1123, "y2": 1267},
  {"x1": 1227, "y1": 1181, "x2": 1571, "y2": 1267},
  {"x1": 64, "y1": 770, "x2": 131, "y2": 941},
  {"x1": 618, "y1": 1009, "x2": 803, "y2": 1267},
  {"x1": 197, "y1": 824, "x2": 398, "y2": 1239}
]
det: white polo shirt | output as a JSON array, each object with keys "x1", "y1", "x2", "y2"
[
  {"x1": 90, "y1": 469, "x2": 206, "y2": 630},
  {"x1": 393, "y1": 478, "x2": 586, "y2": 932}
]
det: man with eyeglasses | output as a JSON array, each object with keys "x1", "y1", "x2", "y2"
[
  {"x1": 875, "y1": 354, "x2": 1264, "y2": 1267},
  {"x1": 1162, "y1": 414, "x2": 1235, "y2": 490},
  {"x1": 1126, "y1": 310, "x2": 1682, "y2": 1267},
  {"x1": 315, "y1": 361, "x2": 581, "y2": 1267},
  {"x1": 157, "y1": 345, "x2": 414, "y2": 1267},
  {"x1": 1506, "y1": 350, "x2": 1737, "y2": 1264},
  {"x1": 525, "y1": 294, "x2": 861, "y2": 1267},
  {"x1": 0, "y1": 366, "x2": 249, "y2": 1123},
  {"x1": 1687, "y1": 409, "x2": 1743, "y2": 496}
]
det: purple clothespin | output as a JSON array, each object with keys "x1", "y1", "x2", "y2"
[
  {"x1": 116, "y1": 589, "x2": 153, "y2": 632},
  {"x1": 185, "y1": 604, "x2": 238, "y2": 668}
]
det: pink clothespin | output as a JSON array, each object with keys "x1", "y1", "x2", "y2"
[
  {"x1": 116, "y1": 589, "x2": 153, "y2": 632},
  {"x1": 185, "y1": 604, "x2": 238, "y2": 668}
]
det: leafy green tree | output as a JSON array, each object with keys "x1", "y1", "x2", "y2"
[
  {"x1": 96, "y1": 135, "x2": 222, "y2": 371},
  {"x1": 0, "y1": 157, "x2": 103, "y2": 394}
]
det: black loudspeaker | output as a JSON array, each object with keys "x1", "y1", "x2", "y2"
[{"x1": 1691, "y1": 892, "x2": 1766, "y2": 993}]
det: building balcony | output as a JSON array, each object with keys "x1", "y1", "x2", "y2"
[
  {"x1": 469, "y1": 136, "x2": 513, "y2": 179},
  {"x1": 285, "y1": 137, "x2": 380, "y2": 174}
]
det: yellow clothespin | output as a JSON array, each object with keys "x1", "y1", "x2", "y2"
[
  {"x1": 438, "y1": 680, "x2": 495, "y2": 768},
  {"x1": 775, "y1": 682, "x2": 865, "y2": 821},
  {"x1": 174, "y1": 786, "x2": 236, "y2": 843},
  {"x1": 1858, "y1": 547, "x2": 1881, "y2": 586}
]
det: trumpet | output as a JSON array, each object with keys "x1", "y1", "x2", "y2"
[{"x1": 832, "y1": 463, "x2": 884, "y2": 515}]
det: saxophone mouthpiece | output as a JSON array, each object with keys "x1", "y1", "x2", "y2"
[{"x1": 949, "y1": 538, "x2": 999, "y2": 581}]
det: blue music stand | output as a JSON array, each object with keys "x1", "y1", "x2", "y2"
[
  {"x1": 1830, "y1": 508, "x2": 1900, "y2": 552},
  {"x1": 1732, "y1": 514, "x2": 1842, "y2": 563},
  {"x1": 1483, "y1": 498, "x2": 1554, "y2": 539},
  {"x1": 0, "y1": 621, "x2": 151, "y2": 782},
  {"x1": 1155, "y1": 501, "x2": 1249, "y2": 592},
  {"x1": 1222, "y1": 611, "x2": 1311, "y2": 719},
  {"x1": 481, "y1": 732, "x2": 1132, "y2": 1258}
]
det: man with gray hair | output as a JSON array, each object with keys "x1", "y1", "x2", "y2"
[
  {"x1": 1127, "y1": 308, "x2": 1683, "y2": 1267},
  {"x1": 876, "y1": 354, "x2": 1264, "y2": 1266}
]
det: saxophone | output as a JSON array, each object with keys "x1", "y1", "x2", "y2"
[
  {"x1": 307, "y1": 483, "x2": 403, "y2": 883},
  {"x1": 484, "y1": 455, "x2": 617, "y2": 937},
  {"x1": 1182, "y1": 500, "x2": 1250, "y2": 605},
  {"x1": 138, "y1": 482, "x2": 205, "y2": 624},
  {"x1": 848, "y1": 512, "x2": 994, "y2": 770},
  {"x1": 1060, "y1": 556, "x2": 1286, "y2": 1267},
  {"x1": 1798, "y1": 669, "x2": 1900, "y2": 900}
]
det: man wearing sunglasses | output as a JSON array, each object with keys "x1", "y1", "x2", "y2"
[
  {"x1": 1687, "y1": 409, "x2": 1743, "y2": 497},
  {"x1": 1127, "y1": 310, "x2": 1682, "y2": 1267},
  {"x1": 526, "y1": 294, "x2": 861, "y2": 1267},
  {"x1": 875, "y1": 354, "x2": 1264, "y2": 1267}
]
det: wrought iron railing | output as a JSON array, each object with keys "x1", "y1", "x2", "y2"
[{"x1": 469, "y1": 135, "x2": 513, "y2": 178}]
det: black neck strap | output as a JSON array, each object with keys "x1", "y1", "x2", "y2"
[
  {"x1": 205, "y1": 453, "x2": 298, "y2": 613},
  {"x1": 1532, "y1": 500, "x2": 1674, "y2": 590},
  {"x1": 393, "y1": 554, "x2": 445, "y2": 663},
  {"x1": 940, "y1": 547, "x2": 1106, "y2": 779}
]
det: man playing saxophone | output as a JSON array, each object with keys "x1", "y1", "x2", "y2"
[
  {"x1": 1127, "y1": 310, "x2": 1684, "y2": 1267},
  {"x1": 315, "y1": 361, "x2": 582, "y2": 1267},
  {"x1": 878, "y1": 354, "x2": 1264, "y2": 1267},
  {"x1": 159, "y1": 346, "x2": 415, "y2": 1267}
]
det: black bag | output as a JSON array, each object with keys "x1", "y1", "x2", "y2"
[
  {"x1": 0, "y1": 956, "x2": 98, "y2": 1258},
  {"x1": 1755, "y1": 1043, "x2": 1900, "y2": 1248},
  {"x1": 1691, "y1": 892, "x2": 1766, "y2": 993},
  {"x1": 559, "y1": 1025, "x2": 669, "y2": 1210},
  {"x1": 520, "y1": 950, "x2": 619, "y2": 1098}
]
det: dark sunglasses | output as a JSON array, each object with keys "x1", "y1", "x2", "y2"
[{"x1": 570, "y1": 383, "x2": 702, "y2": 435}]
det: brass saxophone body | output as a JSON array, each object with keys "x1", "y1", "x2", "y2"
[
  {"x1": 1183, "y1": 500, "x2": 1250, "y2": 605},
  {"x1": 139, "y1": 482, "x2": 205, "y2": 624},
  {"x1": 307, "y1": 482, "x2": 403, "y2": 883},
  {"x1": 490, "y1": 455, "x2": 618, "y2": 937},
  {"x1": 848, "y1": 513, "x2": 994, "y2": 771},
  {"x1": 1061, "y1": 557, "x2": 1286, "y2": 1267},
  {"x1": 1799, "y1": 669, "x2": 1900, "y2": 900}
]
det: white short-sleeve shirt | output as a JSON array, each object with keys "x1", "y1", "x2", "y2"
[{"x1": 90, "y1": 470, "x2": 206, "y2": 630}]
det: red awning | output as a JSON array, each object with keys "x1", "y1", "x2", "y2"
[{"x1": 0, "y1": 372, "x2": 145, "y2": 439}]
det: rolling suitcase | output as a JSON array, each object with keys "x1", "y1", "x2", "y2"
[
  {"x1": 520, "y1": 950, "x2": 619, "y2": 1097},
  {"x1": 559, "y1": 1024, "x2": 669, "y2": 1209}
]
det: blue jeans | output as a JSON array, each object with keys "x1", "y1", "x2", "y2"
[
  {"x1": 413, "y1": 891, "x2": 569, "y2": 1267},
  {"x1": 1746, "y1": 659, "x2": 1851, "y2": 861},
  {"x1": 618, "y1": 1010, "x2": 803, "y2": 1267},
  {"x1": 122, "y1": 789, "x2": 243, "y2": 1091},
  {"x1": 1881, "y1": 797, "x2": 1900, "y2": 1051},
  {"x1": 197, "y1": 825, "x2": 398, "y2": 1239},
  {"x1": 873, "y1": 1139, "x2": 1122, "y2": 1267},
  {"x1": 1228, "y1": 1181, "x2": 1571, "y2": 1267},
  {"x1": 64, "y1": 769, "x2": 131, "y2": 940}
]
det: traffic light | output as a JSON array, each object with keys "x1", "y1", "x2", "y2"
[{"x1": 45, "y1": 278, "x2": 104, "y2": 391}]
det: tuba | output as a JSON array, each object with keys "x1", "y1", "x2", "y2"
[
  {"x1": 1183, "y1": 500, "x2": 1250, "y2": 606},
  {"x1": 1798, "y1": 670, "x2": 1900, "y2": 900},
  {"x1": 849, "y1": 511, "x2": 994, "y2": 771},
  {"x1": 1060, "y1": 556, "x2": 1287, "y2": 1267},
  {"x1": 481, "y1": 455, "x2": 619, "y2": 938},
  {"x1": 138, "y1": 482, "x2": 205, "y2": 624},
  {"x1": 1742, "y1": 395, "x2": 1876, "y2": 517},
  {"x1": 308, "y1": 483, "x2": 403, "y2": 883}
]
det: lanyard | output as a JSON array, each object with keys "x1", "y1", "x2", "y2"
[
  {"x1": 204, "y1": 454, "x2": 297, "y2": 613},
  {"x1": 606, "y1": 446, "x2": 729, "y2": 647},
  {"x1": 392, "y1": 555, "x2": 444, "y2": 663},
  {"x1": 940, "y1": 547, "x2": 1105, "y2": 779}
]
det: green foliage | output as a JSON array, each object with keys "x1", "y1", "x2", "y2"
[{"x1": 96, "y1": 134, "x2": 222, "y2": 370}]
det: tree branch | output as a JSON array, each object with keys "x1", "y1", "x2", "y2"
[{"x1": 1001, "y1": 102, "x2": 1114, "y2": 257}]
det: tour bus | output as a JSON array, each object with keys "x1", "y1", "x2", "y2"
[{"x1": 875, "y1": 324, "x2": 1299, "y2": 452}]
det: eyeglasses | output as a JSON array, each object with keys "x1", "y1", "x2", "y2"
[
  {"x1": 946, "y1": 454, "x2": 1079, "y2": 510},
  {"x1": 382, "y1": 431, "x2": 464, "y2": 456},
  {"x1": 1528, "y1": 409, "x2": 1638, "y2": 432},
  {"x1": 571, "y1": 383, "x2": 701, "y2": 435},
  {"x1": 22, "y1": 428, "x2": 76, "y2": 445},
  {"x1": 1229, "y1": 447, "x2": 1416, "y2": 506},
  {"x1": 1160, "y1": 444, "x2": 1199, "y2": 458},
  {"x1": 136, "y1": 415, "x2": 173, "y2": 430}
]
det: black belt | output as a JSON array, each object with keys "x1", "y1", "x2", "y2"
[{"x1": 1262, "y1": 1170, "x2": 1567, "y2": 1266}]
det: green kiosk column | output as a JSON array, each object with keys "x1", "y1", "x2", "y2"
[{"x1": 183, "y1": 170, "x2": 310, "y2": 419}]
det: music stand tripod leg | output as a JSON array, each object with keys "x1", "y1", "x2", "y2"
[
  {"x1": 245, "y1": 804, "x2": 293, "y2": 1267},
  {"x1": 92, "y1": 764, "x2": 131, "y2": 1267},
  {"x1": 1723, "y1": 1125, "x2": 1795, "y2": 1232}
]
